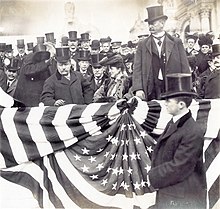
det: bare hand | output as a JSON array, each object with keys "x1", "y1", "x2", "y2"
[
  {"x1": 54, "y1": 99, "x2": 65, "y2": 106},
  {"x1": 135, "y1": 90, "x2": 146, "y2": 100}
]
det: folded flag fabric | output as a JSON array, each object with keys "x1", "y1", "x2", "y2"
[{"x1": 0, "y1": 97, "x2": 219, "y2": 209}]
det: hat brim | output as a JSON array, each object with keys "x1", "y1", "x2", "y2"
[
  {"x1": 160, "y1": 91, "x2": 198, "y2": 99},
  {"x1": 144, "y1": 15, "x2": 168, "y2": 23},
  {"x1": 32, "y1": 51, "x2": 50, "y2": 63}
]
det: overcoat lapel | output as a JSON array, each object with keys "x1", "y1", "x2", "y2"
[{"x1": 165, "y1": 33, "x2": 175, "y2": 64}]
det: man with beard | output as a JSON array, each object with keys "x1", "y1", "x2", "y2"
[{"x1": 132, "y1": 5, "x2": 190, "y2": 101}]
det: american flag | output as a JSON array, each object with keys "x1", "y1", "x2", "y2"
[{"x1": 0, "y1": 97, "x2": 219, "y2": 209}]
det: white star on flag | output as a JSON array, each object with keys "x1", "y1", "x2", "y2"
[
  {"x1": 130, "y1": 152, "x2": 137, "y2": 160},
  {"x1": 110, "y1": 153, "x2": 116, "y2": 160},
  {"x1": 81, "y1": 164, "x2": 89, "y2": 172},
  {"x1": 101, "y1": 179, "x2": 108, "y2": 186},
  {"x1": 106, "y1": 135, "x2": 112, "y2": 142},
  {"x1": 96, "y1": 163, "x2": 104, "y2": 171},
  {"x1": 133, "y1": 181, "x2": 141, "y2": 190},
  {"x1": 141, "y1": 179, "x2": 147, "y2": 187},
  {"x1": 122, "y1": 153, "x2": 128, "y2": 161},
  {"x1": 111, "y1": 137, "x2": 119, "y2": 145},
  {"x1": 96, "y1": 148, "x2": 103, "y2": 153},
  {"x1": 140, "y1": 130, "x2": 148, "y2": 138},
  {"x1": 112, "y1": 167, "x2": 119, "y2": 176},
  {"x1": 88, "y1": 156, "x2": 96, "y2": 163},
  {"x1": 120, "y1": 123, "x2": 126, "y2": 131},
  {"x1": 104, "y1": 151, "x2": 109, "y2": 158},
  {"x1": 90, "y1": 174, "x2": 98, "y2": 180},
  {"x1": 118, "y1": 167, "x2": 124, "y2": 175},
  {"x1": 145, "y1": 164, "x2": 151, "y2": 172},
  {"x1": 81, "y1": 147, "x2": 90, "y2": 155},
  {"x1": 147, "y1": 146, "x2": 153, "y2": 153},
  {"x1": 134, "y1": 137, "x2": 141, "y2": 145},
  {"x1": 74, "y1": 154, "x2": 81, "y2": 161},
  {"x1": 112, "y1": 182, "x2": 117, "y2": 190},
  {"x1": 127, "y1": 167, "x2": 133, "y2": 175},
  {"x1": 128, "y1": 123, "x2": 135, "y2": 130}
]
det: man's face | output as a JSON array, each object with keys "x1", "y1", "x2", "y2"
[
  {"x1": 212, "y1": 54, "x2": 220, "y2": 70},
  {"x1": 5, "y1": 51, "x2": 13, "y2": 58},
  {"x1": 6, "y1": 69, "x2": 18, "y2": 81},
  {"x1": 78, "y1": 60, "x2": 90, "y2": 73},
  {"x1": 101, "y1": 42, "x2": 110, "y2": 52},
  {"x1": 68, "y1": 40, "x2": 78, "y2": 52},
  {"x1": 92, "y1": 66, "x2": 105, "y2": 78},
  {"x1": 17, "y1": 47, "x2": 25, "y2": 54},
  {"x1": 187, "y1": 39, "x2": 196, "y2": 49},
  {"x1": 81, "y1": 41, "x2": 90, "y2": 50},
  {"x1": 148, "y1": 19, "x2": 166, "y2": 34},
  {"x1": 112, "y1": 47, "x2": 121, "y2": 54},
  {"x1": 57, "y1": 60, "x2": 71, "y2": 76},
  {"x1": 165, "y1": 98, "x2": 180, "y2": 116}
]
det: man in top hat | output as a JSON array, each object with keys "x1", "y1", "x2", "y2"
[
  {"x1": 90, "y1": 40, "x2": 100, "y2": 54},
  {"x1": 111, "y1": 41, "x2": 122, "y2": 54},
  {"x1": 36, "y1": 36, "x2": 45, "y2": 44},
  {"x1": 15, "y1": 39, "x2": 27, "y2": 69},
  {"x1": 80, "y1": 32, "x2": 91, "y2": 51},
  {"x1": 77, "y1": 50, "x2": 92, "y2": 79},
  {"x1": 40, "y1": 47, "x2": 93, "y2": 106},
  {"x1": 5, "y1": 57, "x2": 20, "y2": 97},
  {"x1": 14, "y1": 43, "x2": 52, "y2": 107},
  {"x1": 61, "y1": 36, "x2": 69, "y2": 47},
  {"x1": 100, "y1": 36, "x2": 112, "y2": 57},
  {"x1": 27, "y1": 42, "x2": 34, "y2": 54},
  {"x1": 68, "y1": 31, "x2": 80, "y2": 71},
  {"x1": 147, "y1": 73, "x2": 206, "y2": 209},
  {"x1": 5, "y1": 44, "x2": 14, "y2": 59},
  {"x1": 0, "y1": 43, "x2": 6, "y2": 71},
  {"x1": 132, "y1": 5, "x2": 190, "y2": 101},
  {"x1": 197, "y1": 44, "x2": 220, "y2": 99},
  {"x1": 185, "y1": 33, "x2": 198, "y2": 56},
  {"x1": 45, "y1": 32, "x2": 56, "y2": 45}
]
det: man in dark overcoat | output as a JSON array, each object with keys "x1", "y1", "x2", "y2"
[
  {"x1": 147, "y1": 73, "x2": 207, "y2": 209},
  {"x1": 132, "y1": 6, "x2": 190, "y2": 101}
]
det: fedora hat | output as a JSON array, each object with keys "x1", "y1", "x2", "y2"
[
  {"x1": 36, "y1": 36, "x2": 45, "y2": 44},
  {"x1": 32, "y1": 44, "x2": 50, "y2": 63},
  {"x1": 212, "y1": 44, "x2": 220, "y2": 57},
  {"x1": 6, "y1": 58, "x2": 20, "y2": 71},
  {"x1": 68, "y1": 31, "x2": 78, "y2": 41},
  {"x1": 45, "y1": 32, "x2": 56, "y2": 43},
  {"x1": 27, "y1": 42, "x2": 34, "y2": 51},
  {"x1": 91, "y1": 53, "x2": 104, "y2": 67},
  {"x1": 17, "y1": 39, "x2": 25, "y2": 48},
  {"x1": 144, "y1": 5, "x2": 168, "y2": 23},
  {"x1": 5, "y1": 44, "x2": 13, "y2": 52},
  {"x1": 78, "y1": 50, "x2": 91, "y2": 61},
  {"x1": 91, "y1": 40, "x2": 100, "y2": 50},
  {"x1": 55, "y1": 47, "x2": 70, "y2": 63},
  {"x1": 160, "y1": 73, "x2": 197, "y2": 99},
  {"x1": 0, "y1": 43, "x2": 6, "y2": 52},
  {"x1": 80, "y1": 33, "x2": 90, "y2": 41}
]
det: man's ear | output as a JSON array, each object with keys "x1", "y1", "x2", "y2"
[{"x1": 178, "y1": 101, "x2": 186, "y2": 109}]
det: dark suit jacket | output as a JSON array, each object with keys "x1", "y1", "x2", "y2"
[
  {"x1": 132, "y1": 32, "x2": 190, "y2": 101},
  {"x1": 6, "y1": 79, "x2": 18, "y2": 97},
  {"x1": 149, "y1": 111, "x2": 206, "y2": 209},
  {"x1": 0, "y1": 70, "x2": 7, "y2": 92}
]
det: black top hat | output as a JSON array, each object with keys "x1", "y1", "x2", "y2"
[
  {"x1": 68, "y1": 31, "x2": 78, "y2": 41},
  {"x1": 212, "y1": 44, "x2": 220, "y2": 57},
  {"x1": 27, "y1": 42, "x2": 34, "y2": 51},
  {"x1": 37, "y1": 37, "x2": 45, "y2": 44},
  {"x1": 198, "y1": 35, "x2": 213, "y2": 46},
  {"x1": 45, "y1": 32, "x2": 56, "y2": 43},
  {"x1": 32, "y1": 44, "x2": 50, "y2": 63},
  {"x1": 91, "y1": 40, "x2": 100, "y2": 50},
  {"x1": 55, "y1": 47, "x2": 70, "y2": 63},
  {"x1": 17, "y1": 39, "x2": 25, "y2": 48},
  {"x1": 100, "y1": 36, "x2": 112, "y2": 43},
  {"x1": 0, "y1": 43, "x2": 6, "y2": 52},
  {"x1": 144, "y1": 5, "x2": 168, "y2": 23},
  {"x1": 80, "y1": 33, "x2": 90, "y2": 41},
  {"x1": 61, "y1": 36, "x2": 69, "y2": 46},
  {"x1": 160, "y1": 73, "x2": 197, "y2": 99},
  {"x1": 91, "y1": 53, "x2": 105, "y2": 67},
  {"x1": 78, "y1": 50, "x2": 91, "y2": 61},
  {"x1": 5, "y1": 44, "x2": 13, "y2": 52},
  {"x1": 6, "y1": 58, "x2": 20, "y2": 71}
]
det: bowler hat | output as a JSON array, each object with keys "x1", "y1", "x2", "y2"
[
  {"x1": 32, "y1": 44, "x2": 50, "y2": 63},
  {"x1": 80, "y1": 33, "x2": 90, "y2": 41},
  {"x1": 17, "y1": 39, "x2": 25, "y2": 48},
  {"x1": 6, "y1": 58, "x2": 20, "y2": 71},
  {"x1": 55, "y1": 47, "x2": 70, "y2": 63},
  {"x1": 100, "y1": 36, "x2": 112, "y2": 43},
  {"x1": 91, "y1": 40, "x2": 100, "y2": 50},
  {"x1": 160, "y1": 73, "x2": 197, "y2": 99},
  {"x1": 212, "y1": 44, "x2": 220, "y2": 57},
  {"x1": 144, "y1": 5, "x2": 168, "y2": 23},
  {"x1": 68, "y1": 31, "x2": 78, "y2": 41},
  {"x1": 27, "y1": 42, "x2": 34, "y2": 51},
  {"x1": 37, "y1": 37, "x2": 45, "y2": 44},
  {"x1": 61, "y1": 36, "x2": 69, "y2": 46},
  {"x1": 91, "y1": 53, "x2": 104, "y2": 67},
  {"x1": 78, "y1": 50, "x2": 91, "y2": 61},
  {"x1": 5, "y1": 44, "x2": 13, "y2": 52},
  {"x1": 45, "y1": 32, "x2": 56, "y2": 43},
  {"x1": 0, "y1": 43, "x2": 6, "y2": 52}
]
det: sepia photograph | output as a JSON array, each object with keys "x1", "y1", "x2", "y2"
[{"x1": 0, "y1": 0, "x2": 220, "y2": 208}]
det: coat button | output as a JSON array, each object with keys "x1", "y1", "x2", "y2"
[{"x1": 31, "y1": 77, "x2": 34, "y2": 81}]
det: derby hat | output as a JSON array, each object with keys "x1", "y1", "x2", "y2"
[
  {"x1": 212, "y1": 44, "x2": 220, "y2": 57},
  {"x1": 6, "y1": 58, "x2": 20, "y2": 71},
  {"x1": 144, "y1": 5, "x2": 168, "y2": 23},
  {"x1": 91, "y1": 53, "x2": 104, "y2": 67},
  {"x1": 27, "y1": 42, "x2": 34, "y2": 51},
  {"x1": 0, "y1": 43, "x2": 6, "y2": 52},
  {"x1": 68, "y1": 31, "x2": 78, "y2": 41},
  {"x1": 78, "y1": 50, "x2": 91, "y2": 61},
  {"x1": 160, "y1": 73, "x2": 197, "y2": 99},
  {"x1": 100, "y1": 36, "x2": 112, "y2": 43},
  {"x1": 61, "y1": 36, "x2": 69, "y2": 46},
  {"x1": 32, "y1": 44, "x2": 50, "y2": 63},
  {"x1": 36, "y1": 36, "x2": 45, "y2": 44},
  {"x1": 45, "y1": 32, "x2": 56, "y2": 43},
  {"x1": 55, "y1": 47, "x2": 70, "y2": 63},
  {"x1": 91, "y1": 40, "x2": 100, "y2": 50},
  {"x1": 5, "y1": 44, "x2": 13, "y2": 52},
  {"x1": 17, "y1": 39, "x2": 25, "y2": 48},
  {"x1": 80, "y1": 33, "x2": 90, "y2": 41}
]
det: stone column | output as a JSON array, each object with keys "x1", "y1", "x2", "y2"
[{"x1": 199, "y1": 8, "x2": 210, "y2": 33}]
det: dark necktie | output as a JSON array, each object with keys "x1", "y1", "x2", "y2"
[{"x1": 152, "y1": 35, "x2": 164, "y2": 46}]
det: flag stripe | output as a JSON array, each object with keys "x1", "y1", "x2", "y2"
[{"x1": 208, "y1": 175, "x2": 220, "y2": 209}]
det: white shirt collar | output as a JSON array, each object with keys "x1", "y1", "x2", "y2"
[{"x1": 172, "y1": 109, "x2": 189, "y2": 123}]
